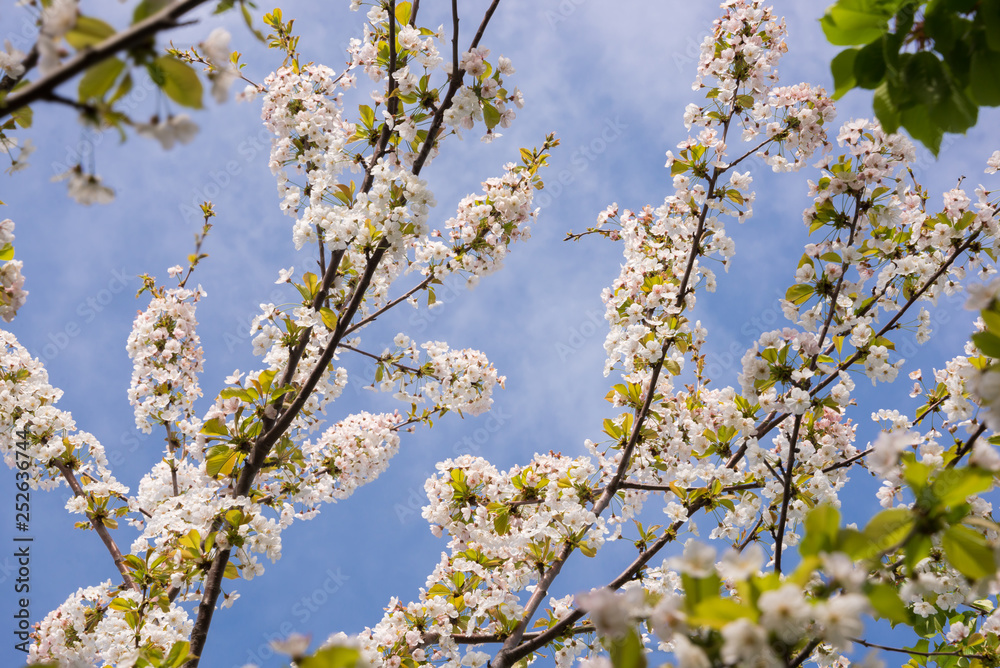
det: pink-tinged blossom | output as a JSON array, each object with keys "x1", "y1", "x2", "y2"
[
  {"x1": 987, "y1": 150, "x2": 1000, "y2": 174},
  {"x1": 412, "y1": 161, "x2": 535, "y2": 285}
]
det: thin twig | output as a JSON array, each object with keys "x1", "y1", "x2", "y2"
[
  {"x1": 343, "y1": 273, "x2": 434, "y2": 336},
  {"x1": 850, "y1": 637, "x2": 986, "y2": 659},
  {"x1": 773, "y1": 414, "x2": 803, "y2": 573},
  {"x1": 1, "y1": 0, "x2": 215, "y2": 119},
  {"x1": 492, "y1": 113, "x2": 733, "y2": 668},
  {"x1": 54, "y1": 461, "x2": 139, "y2": 592},
  {"x1": 947, "y1": 422, "x2": 988, "y2": 469}
]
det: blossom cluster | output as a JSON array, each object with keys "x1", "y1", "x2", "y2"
[
  {"x1": 360, "y1": 452, "x2": 604, "y2": 665},
  {"x1": 371, "y1": 335, "x2": 505, "y2": 418},
  {"x1": 412, "y1": 161, "x2": 538, "y2": 287},
  {"x1": 125, "y1": 284, "x2": 206, "y2": 435},
  {"x1": 29, "y1": 580, "x2": 193, "y2": 667},
  {"x1": 0, "y1": 218, "x2": 27, "y2": 322}
]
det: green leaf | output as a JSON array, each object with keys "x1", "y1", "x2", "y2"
[
  {"x1": 65, "y1": 16, "x2": 116, "y2": 50},
  {"x1": 982, "y1": 309, "x2": 1000, "y2": 335},
  {"x1": 124, "y1": 554, "x2": 145, "y2": 570},
  {"x1": 785, "y1": 283, "x2": 814, "y2": 305},
  {"x1": 319, "y1": 307, "x2": 338, "y2": 330},
  {"x1": 821, "y1": 3, "x2": 892, "y2": 46},
  {"x1": 108, "y1": 596, "x2": 136, "y2": 611},
  {"x1": 831, "y1": 48, "x2": 859, "y2": 98},
  {"x1": 863, "y1": 507, "x2": 914, "y2": 554},
  {"x1": 899, "y1": 104, "x2": 943, "y2": 156},
  {"x1": 219, "y1": 387, "x2": 255, "y2": 402},
  {"x1": 151, "y1": 56, "x2": 204, "y2": 109},
  {"x1": 903, "y1": 532, "x2": 932, "y2": 575},
  {"x1": 11, "y1": 105, "x2": 32, "y2": 129},
  {"x1": 932, "y1": 467, "x2": 994, "y2": 507},
  {"x1": 493, "y1": 508, "x2": 510, "y2": 535},
  {"x1": 800, "y1": 505, "x2": 840, "y2": 557},
  {"x1": 970, "y1": 48, "x2": 1000, "y2": 106},
  {"x1": 873, "y1": 81, "x2": 901, "y2": 133},
  {"x1": 201, "y1": 417, "x2": 229, "y2": 436},
  {"x1": 163, "y1": 641, "x2": 191, "y2": 668},
  {"x1": 359, "y1": 104, "x2": 375, "y2": 129},
  {"x1": 608, "y1": 627, "x2": 646, "y2": 668},
  {"x1": 205, "y1": 446, "x2": 238, "y2": 478},
  {"x1": 973, "y1": 331, "x2": 1000, "y2": 358},
  {"x1": 302, "y1": 271, "x2": 319, "y2": 297},
  {"x1": 0, "y1": 243, "x2": 13, "y2": 261},
  {"x1": 133, "y1": 0, "x2": 171, "y2": 23},
  {"x1": 394, "y1": 1, "x2": 413, "y2": 26},
  {"x1": 482, "y1": 102, "x2": 501, "y2": 130},
  {"x1": 867, "y1": 582, "x2": 914, "y2": 624},
  {"x1": 930, "y1": 86, "x2": 977, "y2": 134},
  {"x1": 298, "y1": 646, "x2": 365, "y2": 668},
  {"x1": 903, "y1": 52, "x2": 949, "y2": 108},
  {"x1": 109, "y1": 72, "x2": 134, "y2": 104},
  {"x1": 854, "y1": 37, "x2": 886, "y2": 88},
  {"x1": 980, "y1": 0, "x2": 1000, "y2": 52},
  {"x1": 942, "y1": 524, "x2": 996, "y2": 579},
  {"x1": 690, "y1": 598, "x2": 757, "y2": 628}
]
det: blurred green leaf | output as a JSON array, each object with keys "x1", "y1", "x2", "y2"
[
  {"x1": 942, "y1": 524, "x2": 996, "y2": 579},
  {"x1": 79, "y1": 58, "x2": 125, "y2": 102},
  {"x1": 151, "y1": 56, "x2": 204, "y2": 109},
  {"x1": 66, "y1": 16, "x2": 116, "y2": 50}
]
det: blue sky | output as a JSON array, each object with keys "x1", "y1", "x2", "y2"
[{"x1": 1, "y1": 1, "x2": 999, "y2": 666}]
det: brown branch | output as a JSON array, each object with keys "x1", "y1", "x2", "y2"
[
  {"x1": 492, "y1": 115, "x2": 732, "y2": 668},
  {"x1": 41, "y1": 91, "x2": 98, "y2": 115},
  {"x1": 822, "y1": 447, "x2": 872, "y2": 473},
  {"x1": 420, "y1": 623, "x2": 596, "y2": 649},
  {"x1": 850, "y1": 637, "x2": 986, "y2": 659},
  {"x1": 342, "y1": 272, "x2": 434, "y2": 336},
  {"x1": 54, "y1": 461, "x2": 139, "y2": 592},
  {"x1": 618, "y1": 481, "x2": 761, "y2": 494},
  {"x1": 737, "y1": 514, "x2": 765, "y2": 552},
  {"x1": 1, "y1": 0, "x2": 215, "y2": 119},
  {"x1": 788, "y1": 640, "x2": 821, "y2": 668},
  {"x1": 808, "y1": 193, "x2": 862, "y2": 373},
  {"x1": 947, "y1": 421, "x2": 989, "y2": 469},
  {"x1": 360, "y1": 0, "x2": 399, "y2": 193},
  {"x1": 773, "y1": 414, "x2": 803, "y2": 573},
  {"x1": 0, "y1": 46, "x2": 37, "y2": 93},
  {"x1": 729, "y1": 231, "x2": 983, "y2": 474},
  {"x1": 410, "y1": 0, "x2": 501, "y2": 176}
]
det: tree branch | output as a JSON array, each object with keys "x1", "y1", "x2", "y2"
[
  {"x1": 772, "y1": 413, "x2": 802, "y2": 573},
  {"x1": 947, "y1": 421, "x2": 988, "y2": 469},
  {"x1": 54, "y1": 461, "x2": 139, "y2": 592},
  {"x1": 410, "y1": 0, "x2": 501, "y2": 175},
  {"x1": 850, "y1": 637, "x2": 986, "y2": 659},
  {"x1": 492, "y1": 116, "x2": 732, "y2": 668},
  {"x1": 0, "y1": 0, "x2": 214, "y2": 119}
]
